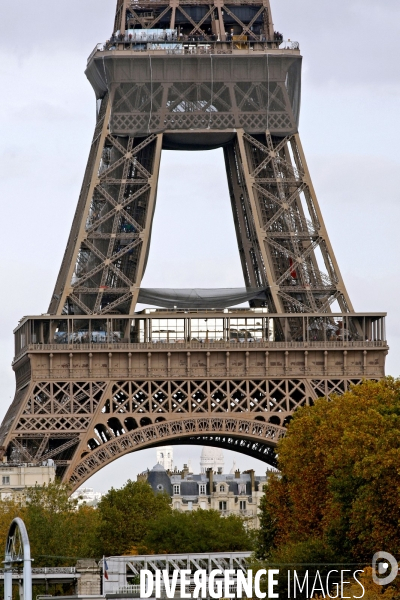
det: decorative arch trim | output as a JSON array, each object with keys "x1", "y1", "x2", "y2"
[{"x1": 68, "y1": 415, "x2": 285, "y2": 490}]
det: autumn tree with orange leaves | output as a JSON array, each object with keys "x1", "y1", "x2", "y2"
[{"x1": 257, "y1": 378, "x2": 400, "y2": 563}]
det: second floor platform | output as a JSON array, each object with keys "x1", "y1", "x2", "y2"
[{"x1": 14, "y1": 310, "x2": 387, "y2": 362}]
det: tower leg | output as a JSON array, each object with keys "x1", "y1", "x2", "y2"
[
  {"x1": 49, "y1": 95, "x2": 163, "y2": 316},
  {"x1": 225, "y1": 129, "x2": 353, "y2": 315}
]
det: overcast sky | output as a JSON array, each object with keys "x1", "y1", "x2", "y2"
[{"x1": 0, "y1": 1, "x2": 399, "y2": 492}]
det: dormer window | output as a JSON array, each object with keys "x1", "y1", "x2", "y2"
[
  {"x1": 220, "y1": 485, "x2": 225, "y2": 493},
  {"x1": 173, "y1": 484, "x2": 180, "y2": 495}
]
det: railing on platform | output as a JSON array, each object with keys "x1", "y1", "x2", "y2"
[
  {"x1": 87, "y1": 39, "x2": 300, "y2": 62},
  {"x1": 0, "y1": 567, "x2": 76, "y2": 576}
]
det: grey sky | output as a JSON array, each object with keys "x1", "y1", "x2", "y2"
[{"x1": 0, "y1": 1, "x2": 398, "y2": 491}]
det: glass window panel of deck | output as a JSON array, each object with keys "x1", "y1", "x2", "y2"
[
  {"x1": 52, "y1": 320, "x2": 69, "y2": 344},
  {"x1": 190, "y1": 319, "x2": 224, "y2": 342},
  {"x1": 229, "y1": 318, "x2": 264, "y2": 341},
  {"x1": 90, "y1": 319, "x2": 108, "y2": 343},
  {"x1": 150, "y1": 319, "x2": 185, "y2": 342},
  {"x1": 72, "y1": 319, "x2": 90, "y2": 344}
]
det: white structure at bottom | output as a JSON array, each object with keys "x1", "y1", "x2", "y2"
[
  {"x1": 103, "y1": 552, "x2": 252, "y2": 596},
  {"x1": 156, "y1": 446, "x2": 173, "y2": 470},
  {"x1": 71, "y1": 487, "x2": 103, "y2": 506}
]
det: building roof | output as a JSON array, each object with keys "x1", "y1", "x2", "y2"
[{"x1": 151, "y1": 463, "x2": 166, "y2": 471}]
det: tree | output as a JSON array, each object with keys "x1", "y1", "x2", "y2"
[
  {"x1": 0, "y1": 497, "x2": 23, "y2": 552},
  {"x1": 24, "y1": 482, "x2": 99, "y2": 566},
  {"x1": 343, "y1": 568, "x2": 397, "y2": 600},
  {"x1": 257, "y1": 379, "x2": 400, "y2": 562},
  {"x1": 95, "y1": 479, "x2": 172, "y2": 556},
  {"x1": 143, "y1": 509, "x2": 254, "y2": 554}
]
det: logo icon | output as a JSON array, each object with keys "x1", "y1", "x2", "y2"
[{"x1": 372, "y1": 552, "x2": 398, "y2": 585}]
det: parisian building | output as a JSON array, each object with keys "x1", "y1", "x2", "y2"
[
  {"x1": 0, "y1": 459, "x2": 55, "y2": 500},
  {"x1": 141, "y1": 462, "x2": 270, "y2": 529}
]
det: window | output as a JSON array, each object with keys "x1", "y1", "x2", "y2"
[
  {"x1": 150, "y1": 319, "x2": 185, "y2": 343},
  {"x1": 2, "y1": 476, "x2": 10, "y2": 485},
  {"x1": 238, "y1": 483, "x2": 246, "y2": 495},
  {"x1": 173, "y1": 484, "x2": 180, "y2": 495},
  {"x1": 220, "y1": 485, "x2": 225, "y2": 493},
  {"x1": 219, "y1": 501, "x2": 227, "y2": 511},
  {"x1": 199, "y1": 484, "x2": 206, "y2": 495},
  {"x1": 240, "y1": 500, "x2": 246, "y2": 510},
  {"x1": 229, "y1": 317, "x2": 264, "y2": 342},
  {"x1": 190, "y1": 319, "x2": 224, "y2": 342}
]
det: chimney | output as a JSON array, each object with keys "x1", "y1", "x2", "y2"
[
  {"x1": 235, "y1": 469, "x2": 240, "y2": 479},
  {"x1": 244, "y1": 469, "x2": 255, "y2": 492},
  {"x1": 206, "y1": 467, "x2": 214, "y2": 492},
  {"x1": 218, "y1": 467, "x2": 223, "y2": 474},
  {"x1": 181, "y1": 464, "x2": 189, "y2": 479}
]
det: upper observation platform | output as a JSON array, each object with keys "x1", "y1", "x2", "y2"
[{"x1": 85, "y1": 0, "x2": 301, "y2": 146}]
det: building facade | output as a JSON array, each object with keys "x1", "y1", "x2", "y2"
[
  {"x1": 0, "y1": 460, "x2": 56, "y2": 500},
  {"x1": 143, "y1": 463, "x2": 269, "y2": 528}
]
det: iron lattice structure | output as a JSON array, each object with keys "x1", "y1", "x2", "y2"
[{"x1": 0, "y1": 0, "x2": 387, "y2": 488}]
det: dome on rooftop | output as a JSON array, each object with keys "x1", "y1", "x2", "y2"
[{"x1": 152, "y1": 463, "x2": 166, "y2": 471}]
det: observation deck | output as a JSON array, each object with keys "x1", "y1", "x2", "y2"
[
  {"x1": 85, "y1": 0, "x2": 301, "y2": 147},
  {"x1": 13, "y1": 310, "x2": 387, "y2": 388}
]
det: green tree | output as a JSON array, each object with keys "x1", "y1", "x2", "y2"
[
  {"x1": 143, "y1": 509, "x2": 254, "y2": 554},
  {"x1": 257, "y1": 378, "x2": 400, "y2": 562},
  {"x1": 24, "y1": 481, "x2": 99, "y2": 565},
  {"x1": 96, "y1": 479, "x2": 172, "y2": 555}
]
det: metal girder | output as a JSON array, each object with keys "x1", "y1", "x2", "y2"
[
  {"x1": 176, "y1": 5, "x2": 211, "y2": 39},
  {"x1": 224, "y1": 129, "x2": 353, "y2": 317},
  {"x1": 105, "y1": 552, "x2": 251, "y2": 593},
  {"x1": 40, "y1": 437, "x2": 80, "y2": 462},
  {"x1": 221, "y1": 4, "x2": 260, "y2": 40},
  {"x1": 49, "y1": 100, "x2": 162, "y2": 316},
  {"x1": 11, "y1": 439, "x2": 34, "y2": 462},
  {"x1": 187, "y1": 5, "x2": 215, "y2": 36}
]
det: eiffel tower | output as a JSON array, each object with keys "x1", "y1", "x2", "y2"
[{"x1": 0, "y1": 0, "x2": 387, "y2": 489}]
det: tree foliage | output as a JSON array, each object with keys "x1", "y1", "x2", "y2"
[
  {"x1": 257, "y1": 378, "x2": 400, "y2": 562},
  {"x1": 0, "y1": 482, "x2": 98, "y2": 566},
  {"x1": 24, "y1": 483, "x2": 99, "y2": 565},
  {"x1": 143, "y1": 509, "x2": 254, "y2": 554},
  {"x1": 0, "y1": 478, "x2": 253, "y2": 562},
  {"x1": 95, "y1": 479, "x2": 172, "y2": 556},
  {"x1": 343, "y1": 567, "x2": 397, "y2": 600}
]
